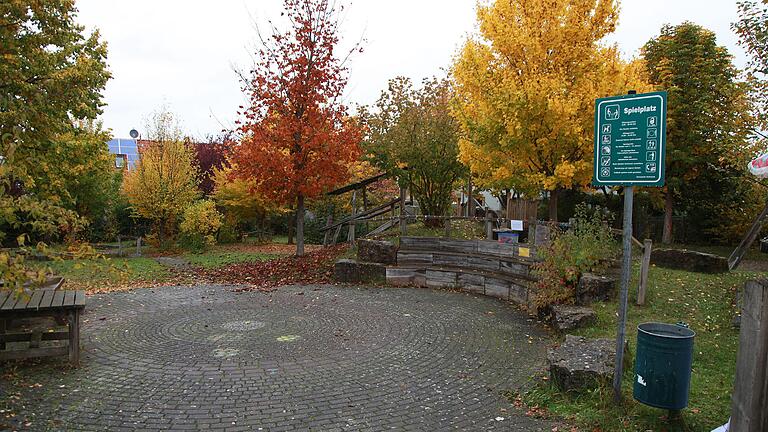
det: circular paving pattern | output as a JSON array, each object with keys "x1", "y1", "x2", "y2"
[{"x1": 5, "y1": 285, "x2": 555, "y2": 431}]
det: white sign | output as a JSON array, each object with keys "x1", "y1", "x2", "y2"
[{"x1": 510, "y1": 220, "x2": 524, "y2": 231}]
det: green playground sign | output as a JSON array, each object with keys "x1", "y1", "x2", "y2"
[{"x1": 593, "y1": 91, "x2": 667, "y2": 186}]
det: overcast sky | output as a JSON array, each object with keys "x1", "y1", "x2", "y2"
[{"x1": 75, "y1": 0, "x2": 749, "y2": 140}]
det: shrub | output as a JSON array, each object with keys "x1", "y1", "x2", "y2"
[
  {"x1": 179, "y1": 200, "x2": 223, "y2": 251},
  {"x1": 532, "y1": 204, "x2": 619, "y2": 311}
]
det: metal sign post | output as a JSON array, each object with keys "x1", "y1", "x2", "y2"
[{"x1": 593, "y1": 90, "x2": 667, "y2": 403}]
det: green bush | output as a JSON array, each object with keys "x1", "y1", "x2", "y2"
[
  {"x1": 179, "y1": 200, "x2": 223, "y2": 252},
  {"x1": 532, "y1": 204, "x2": 619, "y2": 311}
]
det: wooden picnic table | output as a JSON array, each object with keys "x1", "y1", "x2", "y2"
[{"x1": 0, "y1": 279, "x2": 86, "y2": 366}]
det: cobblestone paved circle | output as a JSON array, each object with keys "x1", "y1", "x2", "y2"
[{"x1": 8, "y1": 285, "x2": 555, "y2": 431}]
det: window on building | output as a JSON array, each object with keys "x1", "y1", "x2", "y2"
[{"x1": 115, "y1": 154, "x2": 127, "y2": 169}]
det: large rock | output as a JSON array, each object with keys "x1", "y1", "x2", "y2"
[
  {"x1": 357, "y1": 239, "x2": 398, "y2": 265},
  {"x1": 551, "y1": 305, "x2": 597, "y2": 331},
  {"x1": 575, "y1": 273, "x2": 616, "y2": 305},
  {"x1": 334, "y1": 259, "x2": 386, "y2": 283},
  {"x1": 548, "y1": 335, "x2": 628, "y2": 392},
  {"x1": 651, "y1": 249, "x2": 729, "y2": 274}
]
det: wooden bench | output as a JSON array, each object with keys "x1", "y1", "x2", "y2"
[{"x1": 0, "y1": 280, "x2": 86, "y2": 366}]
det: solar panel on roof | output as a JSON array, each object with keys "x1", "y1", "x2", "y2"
[{"x1": 106, "y1": 138, "x2": 140, "y2": 169}]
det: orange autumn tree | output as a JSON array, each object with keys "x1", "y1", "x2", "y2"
[{"x1": 233, "y1": 0, "x2": 362, "y2": 256}]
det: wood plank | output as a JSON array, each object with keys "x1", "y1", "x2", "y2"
[
  {"x1": 1, "y1": 292, "x2": 19, "y2": 310},
  {"x1": 477, "y1": 240, "x2": 516, "y2": 257},
  {"x1": 0, "y1": 292, "x2": 10, "y2": 309},
  {"x1": 74, "y1": 291, "x2": 86, "y2": 307},
  {"x1": 469, "y1": 256, "x2": 500, "y2": 272},
  {"x1": 436, "y1": 239, "x2": 477, "y2": 254},
  {"x1": 68, "y1": 309, "x2": 81, "y2": 366},
  {"x1": 485, "y1": 278, "x2": 511, "y2": 301},
  {"x1": 0, "y1": 346, "x2": 68, "y2": 361},
  {"x1": 0, "y1": 331, "x2": 69, "y2": 343},
  {"x1": 499, "y1": 260, "x2": 529, "y2": 277},
  {"x1": 400, "y1": 236, "x2": 440, "y2": 251},
  {"x1": 63, "y1": 290, "x2": 76, "y2": 307},
  {"x1": 50, "y1": 291, "x2": 65, "y2": 308},
  {"x1": 397, "y1": 252, "x2": 433, "y2": 266},
  {"x1": 38, "y1": 289, "x2": 55, "y2": 309},
  {"x1": 26, "y1": 290, "x2": 45, "y2": 309},
  {"x1": 12, "y1": 292, "x2": 32, "y2": 310},
  {"x1": 458, "y1": 273, "x2": 485, "y2": 295},
  {"x1": 426, "y1": 270, "x2": 458, "y2": 289},
  {"x1": 433, "y1": 253, "x2": 468, "y2": 267}
]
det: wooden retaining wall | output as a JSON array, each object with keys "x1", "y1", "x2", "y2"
[{"x1": 387, "y1": 237, "x2": 537, "y2": 306}]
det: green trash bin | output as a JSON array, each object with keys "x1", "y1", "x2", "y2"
[{"x1": 633, "y1": 322, "x2": 695, "y2": 410}]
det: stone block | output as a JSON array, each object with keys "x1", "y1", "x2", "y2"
[
  {"x1": 650, "y1": 249, "x2": 729, "y2": 274},
  {"x1": 484, "y1": 278, "x2": 510, "y2": 301},
  {"x1": 385, "y1": 267, "x2": 417, "y2": 287},
  {"x1": 547, "y1": 335, "x2": 628, "y2": 392},
  {"x1": 550, "y1": 305, "x2": 597, "y2": 331},
  {"x1": 357, "y1": 239, "x2": 398, "y2": 265},
  {"x1": 426, "y1": 270, "x2": 458, "y2": 289},
  {"x1": 576, "y1": 273, "x2": 616, "y2": 305},
  {"x1": 334, "y1": 259, "x2": 385, "y2": 283},
  {"x1": 458, "y1": 273, "x2": 484, "y2": 295}
]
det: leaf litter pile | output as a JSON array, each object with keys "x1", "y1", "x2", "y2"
[{"x1": 193, "y1": 245, "x2": 348, "y2": 291}]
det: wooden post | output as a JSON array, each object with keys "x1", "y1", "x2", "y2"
[
  {"x1": 731, "y1": 279, "x2": 768, "y2": 431},
  {"x1": 323, "y1": 214, "x2": 333, "y2": 247},
  {"x1": 528, "y1": 216, "x2": 536, "y2": 245},
  {"x1": 30, "y1": 331, "x2": 41, "y2": 349},
  {"x1": 637, "y1": 239, "x2": 652, "y2": 305},
  {"x1": 348, "y1": 190, "x2": 357, "y2": 243},
  {"x1": 485, "y1": 212, "x2": 493, "y2": 240},
  {"x1": 362, "y1": 186, "x2": 369, "y2": 233},
  {"x1": 136, "y1": 237, "x2": 142, "y2": 256},
  {"x1": 68, "y1": 310, "x2": 81, "y2": 367},
  {"x1": 117, "y1": 235, "x2": 122, "y2": 257},
  {"x1": 399, "y1": 185, "x2": 407, "y2": 236},
  {"x1": 332, "y1": 224, "x2": 342, "y2": 245},
  {"x1": 466, "y1": 179, "x2": 473, "y2": 217},
  {"x1": 444, "y1": 218, "x2": 451, "y2": 238}
]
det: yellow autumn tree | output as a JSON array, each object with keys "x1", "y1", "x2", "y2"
[
  {"x1": 211, "y1": 164, "x2": 274, "y2": 231},
  {"x1": 122, "y1": 109, "x2": 199, "y2": 246},
  {"x1": 452, "y1": 0, "x2": 651, "y2": 220}
]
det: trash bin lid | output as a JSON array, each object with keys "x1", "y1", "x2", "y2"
[{"x1": 638, "y1": 322, "x2": 695, "y2": 339}]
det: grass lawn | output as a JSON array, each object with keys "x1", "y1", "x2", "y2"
[
  {"x1": 44, "y1": 256, "x2": 171, "y2": 291},
  {"x1": 521, "y1": 255, "x2": 764, "y2": 431},
  {"x1": 183, "y1": 249, "x2": 280, "y2": 268}
]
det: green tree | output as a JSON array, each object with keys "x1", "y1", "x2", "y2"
[
  {"x1": 361, "y1": 77, "x2": 466, "y2": 226},
  {"x1": 1, "y1": 0, "x2": 110, "y2": 294},
  {"x1": 121, "y1": 109, "x2": 199, "y2": 247},
  {"x1": 642, "y1": 23, "x2": 755, "y2": 243},
  {"x1": 1, "y1": 0, "x2": 110, "y2": 221}
]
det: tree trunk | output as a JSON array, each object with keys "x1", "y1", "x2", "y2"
[
  {"x1": 296, "y1": 194, "x2": 305, "y2": 256},
  {"x1": 548, "y1": 188, "x2": 559, "y2": 222},
  {"x1": 662, "y1": 188, "x2": 673, "y2": 244}
]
